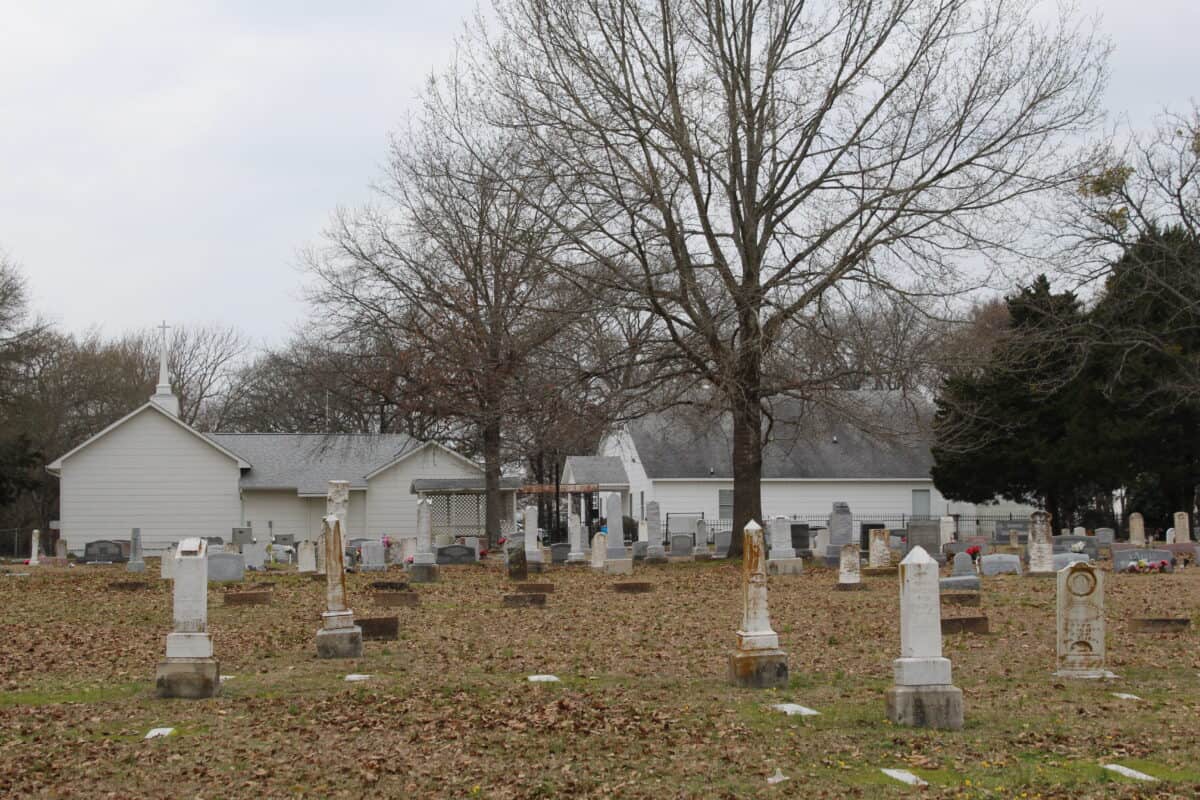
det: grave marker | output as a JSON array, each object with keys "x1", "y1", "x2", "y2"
[
  {"x1": 836, "y1": 542, "x2": 863, "y2": 590},
  {"x1": 868, "y1": 528, "x2": 891, "y2": 568},
  {"x1": 1028, "y1": 511, "x2": 1055, "y2": 575},
  {"x1": 524, "y1": 504, "x2": 544, "y2": 570},
  {"x1": 645, "y1": 501, "x2": 667, "y2": 563},
  {"x1": 315, "y1": 517, "x2": 363, "y2": 659},
  {"x1": 1055, "y1": 561, "x2": 1113, "y2": 679},
  {"x1": 886, "y1": 546, "x2": 963, "y2": 730},
  {"x1": 127, "y1": 528, "x2": 145, "y2": 573},
  {"x1": 824, "y1": 502, "x2": 853, "y2": 566},
  {"x1": 728, "y1": 521, "x2": 788, "y2": 688},
  {"x1": 1128, "y1": 513, "x2": 1146, "y2": 546},
  {"x1": 590, "y1": 533, "x2": 607, "y2": 569},
  {"x1": 410, "y1": 498, "x2": 439, "y2": 583},
  {"x1": 767, "y1": 515, "x2": 803, "y2": 575},
  {"x1": 567, "y1": 511, "x2": 586, "y2": 564},
  {"x1": 939, "y1": 552, "x2": 980, "y2": 592},
  {"x1": 156, "y1": 539, "x2": 219, "y2": 698},
  {"x1": 297, "y1": 540, "x2": 317, "y2": 573},
  {"x1": 361, "y1": 542, "x2": 388, "y2": 571},
  {"x1": 1174, "y1": 511, "x2": 1190, "y2": 543},
  {"x1": 604, "y1": 493, "x2": 628, "y2": 564},
  {"x1": 29, "y1": 528, "x2": 40, "y2": 567}
]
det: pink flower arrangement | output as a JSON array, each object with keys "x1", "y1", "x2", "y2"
[
  {"x1": 405, "y1": 555, "x2": 414, "y2": 564},
  {"x1": 497, "y1": 537, "x2": 508, "y2": 546},
  {"x1": 381, "y1": 535, "x2": 393, "y2": 548},
  {"x1": 1124, "y1": 559, "x2": 1170, "y2": 574}
]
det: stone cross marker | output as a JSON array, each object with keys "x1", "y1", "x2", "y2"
[
  {"x1": 838, "y1": 542, "x2": 861, "y2": 587},
  {"x1": 29, "y1": 528, "x2": 40, "y2": 567},
  {"x1": 1128, "y1": 512, "x2": 1146, "y2": 546},
  {"x1": 868, "y1": 528, "x2": 891, "y2": 568},
  {"x1": 315, "y1": 517, "x2": 363, "y2": 658},
  {"x1": 728, "y1": 521, "x2": 788, "y2": 688},
  {"x1": 567, "y1": 510, "x2": 586, "y2": 564},
  {"x1": 127, "y1": 528, "x2": 146, "y2": 573},
  {"x1": 1174, "y1": 511, "x2": 1190, "y2": 543},
  {"x1": 156, "y1": 538, "x2": 219, "y2": 698},
  {"x1": 1028, "y1": 511, "x2": 1055, "y2": 575},
  {"x1": 297, "y1": 540, "x2": 317, "y2": 573},
  {"x1": 1055, "y1": 561, "x2": 1112, "y2": 679},
  {"x1": 886, "y1": 546, "x2": 963, "y2": 730},
  {"x1": 524, "y1": 504, "x2": 543, "y2": 567},
  {"x1": 411, "y1": 498, "x2": 439, "y2": 583},
  {"x1": 645, "y1": 501, "x2": 666, "y2": 563}
]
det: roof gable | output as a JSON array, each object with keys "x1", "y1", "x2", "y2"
[
  {"x1": 46, "y1": 403, "x2": 250, "y2": 474},
  {"x1": 364, "y1": 441, "x2": 484, "y2": 481}
]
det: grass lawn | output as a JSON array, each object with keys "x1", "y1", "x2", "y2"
[{"x1": 1, "y1": 557, "x2": 1197, "y2": 798}]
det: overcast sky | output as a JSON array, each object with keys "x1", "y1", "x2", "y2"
[{"x1": 2, "y1": 1, "x2": 1197, "y2": 346}]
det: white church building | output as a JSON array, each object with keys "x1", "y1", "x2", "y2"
[{"x1": 47, "y1": 340, "x2": 497, "y2": 556}]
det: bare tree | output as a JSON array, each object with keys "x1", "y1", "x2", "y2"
[
  {"x1": 308, "y1": 84, "x2": 592, "y2": 544},
  {"x1": 474, "y1": 0, "x2": 1107, "y2": 551}
]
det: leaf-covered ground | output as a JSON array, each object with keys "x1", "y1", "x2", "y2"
[{"x1": 0, "y1": 558, "x2": 1197, "y2": 798}]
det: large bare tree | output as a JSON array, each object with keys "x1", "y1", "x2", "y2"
[{"x1": 474, "y1": 0, "x2": 1107, "y2": 551}]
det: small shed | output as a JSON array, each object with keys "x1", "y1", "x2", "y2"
[{"x1": 410, "y1": 477, "x2": 524, "y2": 541}]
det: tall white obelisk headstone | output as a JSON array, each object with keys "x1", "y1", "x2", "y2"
[
  {"x1": 314, "y1": 517, "x2": 363, "y2": 658},
  {"x1": 410, "y1": 498, "x2": 439, "y2": 583},
  {"x1": 156, "y1": 539, "x2": 219, "y2": 697},
  {"x1": 728, "y1": 521, "x2": 788, "y2": 688}
]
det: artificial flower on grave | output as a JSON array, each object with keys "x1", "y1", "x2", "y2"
[
  {"x1": 1070, "y1": 541, "x2": 1085, "y2": 553},
  {"x1": 966, "y1": 545, "x2": 982, "y2": 561},
  {"x1": 405, "y1": 555, "x2": 414, "y2": 564}
]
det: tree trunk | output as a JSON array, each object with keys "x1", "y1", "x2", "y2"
[
  {"x1": 729, "y1": 392, "x2": 764, "y2": 560},
  {"x1": 482, "y1": 420, "x2": 503, "y2": 547}
]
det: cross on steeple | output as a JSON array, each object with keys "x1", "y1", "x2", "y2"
[{"x1": 156, "y1": 321, "x2": 172, "y2": 390}]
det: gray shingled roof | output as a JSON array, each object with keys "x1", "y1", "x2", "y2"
[
  {"x1": 563, "y1": 456, "x2": 629, "y2": 487},
  {"x1": 410, "y1": 477, "x2": 524, "y2": 494},
  {"x1": 627, "y1": 393, "x2": 933, "y2": 480},
  {"x1": 205, "y1": 433, "x2": 422, "y2": 494}
]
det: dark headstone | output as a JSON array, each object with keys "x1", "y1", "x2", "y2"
[
  {"x1": 502, "y1": 593, "x2": 546, "y2": 607},
  {"x1": 942, "y1": 593, "x2": 981, "y2": 607},
  {"x1": 550, "y1": 543, "x2": 571, "y2": 564},
  {"x1": 223, "y1": 590, "x2": 271, "y2": 606},
  {"x1": 436, "y1": 545, "x2": 475, "y2": 565},
  {"x1": 507, "y1": 549, "x2": 528, "y2": 581},
  {"x1": 358, "y1": 616, "x2": 399, "y2": 640},
  {"x1": 992, "y1": 520, "x2": 1029, "y2": 544},
  {"x1": 84, "y1": 540, "x2": 126, "y2": 564},
  {"x1": 942, "y1": 616, "x2": 989, "y2": 635},
  {"x1": 631, "y1": 541, "x2": 648, "y2": 560},
  {"x1": 231, "y1": 527, "x2": 253, "y2": 546},
  {"x1": 1128, "y1": 618, "x2": 1190, "y2": 633},
  {"x1": 374, "y1": 591, "x2": 419, "y2": 608},
  {"x1": 906, "y1": 520, "x2": 944, "y2": 563},
  {"x1": 612, "y1": 582, "x2": 654, "y2": 594},
  {"x1": 789, "y1": 523, "x2": 811, "y2": 552}
]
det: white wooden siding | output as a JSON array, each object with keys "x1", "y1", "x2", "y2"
[
  {"x1": 58, "y1": 407, "x2": 241, "y2": 555},
  {"x1": 365, "y1": 446, "x2": 483, "y2": 538}
]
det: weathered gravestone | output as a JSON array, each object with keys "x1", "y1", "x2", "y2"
[
  {"x1": 525, "y1": 504, "x2": 544, "y2": 570},
  {"x1": 1052, "y1": 536, "x2": 1098, "y2": 560},
  {"x1": 1072, "y1": 526, "x2": 1087, "y2": 537},
  {"x1": 55, "y1": 538, "x2": 68, "y2": 560},
  {"x1": 1174, "y1": 511, "x2": 1191, "y2": 543},
  {"x1": 836, "y1": 542, "x2": 862, "y2": 590},
  {"x1": 567, "y1": 511, "x2": 587, "y2": 564},
  {"x1": 436, "y1": 544, "x2": 475, "y2": 565},
  {"x1": 1055, "y1": 562, "x2": 1114, "y2": 679},
  {"x1": 411, "y1": 498, "x2": 439, "y2": 584},
  {"x1": 728, "y1": 521, "x2": 788, "y2": 688},
  {"x1": 1028, "y1": 511, "x2": 1055, "y2": 576},
  {"x1": 360, "y1": 542, "x2": 388, "y2": 571},
  {"x1": 605, "y1": 494, "x2": 633, "y2": 574},
  {"x1": 590, "y1": 533, "x2": 607, "y2": 569},
  {"x1": 207, "y1": 551, "x2": 245, "y2": 583},
  {"x1": 127, "y1": 528, "x2": 145, "y2": 573},
  {"x1": 693, "y1": 518, "x2": 711, "y2": 561},
  {"x1": 979, "y1": 553, "x2": 1022, "y2": 577},
  {"x1": 868, "y1": 528, "x2": 891, "y2": 568},
  {"x1": 160, "y1": 548, "x2": 175, "y2": 580},
  {"x1": 464, "y1": 537, "x2": 481, "y2": 560},
  {"x1": 84, "y1": 540, "x2": 125, "y2": 564},
  {"x1": 940, "y1": 552, "x2": 981, "y2": 592},
  {"x1": 550, "y1": 543, "x2": 571, "y2": 564},
  {"x1": 231, "y1": 527, "x2": 253, "y2": 547},
  {"x1": 1128, "y1": 513, "x2": 1146, "y2": 546},
  {"x1": 1095, "y1": 528, "x2": 1115, "y2": 549},
  {"x1": 906, "y1": 520, "x2": 944, "y2": 564},
  {"x1": 993, "y1": 519, "x2": 1029, "y2": 544},
  {"x1": 1053, "y1": 552, "x2": 1091, "y2": 571},
  {"x1": 297, "y1": 540, "x2": 317, "y2": 573},
  {"x1": 645, "y1": 502, "x2": 667, "y2": 564},
  {"x1": 1113, "y1": 548, "x2": 1174, "y2": 573},
  {"x1": 241, "y1": 540, "x2": 268, "y2": 571},
  {"x1": 887, "y1": 546, "x2": 963, "y2": 730},
  {"x1": 939, "y1": 516, "x2": 957, "y2": 548},
  {"x1": 713, "y1": 529, "x2": 732, "y2": 558},
  {"x1": 156, "y1": 539, "x2": 219, "y2": 698},
  {"x1": 767, "y1": 516, "x2": 802, "y2": 575},
  {"x1": 358, "y1": 617, "x2": 399, "y2": 640},
  {"x1": 824, "y1": 502, "x2": 854, "y2": 567},
  {"x1": 790, "y1": 523, "x2": 813, "y2": 557},
  {"x1": 315, "y1": 517, "x2": 363, "y2": 659},
  {"x1": 670, "y1": 533, "x2": 694, "y2": 559},
  {"x1": 507, "y1": 548, "x2": 528, "y2": 581}
]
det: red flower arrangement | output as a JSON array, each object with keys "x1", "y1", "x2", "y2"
[
  {"x1": 497, "y1": 537, "x2": 508, "y2": 546},
  {"x1": 966, "y1": 545, "x2": 982, "y2": 560},
  {"x1": 478, "y1": 549, "x2": 489, "y2": 558},
  {"x1": 1124, "y1": 559, "x2": 1170, "y2": 574}
]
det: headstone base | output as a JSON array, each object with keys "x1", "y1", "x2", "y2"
[
  {"x1": 1053, "y1": 668, "x2": 1117, "y2": 680},
  {"x1": 728, "y1": 649, "x2": 789, "y2": 689},
  {"x1": 939, "y1": 576, "x2": 981, "y2": 592},
  {"x1": 409, "y1": 564, "x2": 440, "y2": 584},
  {"x1": 632, "y1": 542, "x2": 648, "y2": 560},
  {"x1": 1026, "y1": 571, "x2": 1055, "y2": 578},
  {"x1": 155, "y1": 658, "x2": 220, "y2": 699},
  {"x1": 862, "y1": 565, "x2": 897, "y2": 577},
  {"x1": 767, "y1": 558, "x2": 804, "y2": 576},
  {"x1": 694, "y1": 551, "x2": 712, "y2": 562},
  {"x1": 566, "y1": 553, "x2": 587, "y2": 564},
  {"x1": 526, "y1": 561, "x2": 546, "y2": 574},
  {"x1": 885, "y1": 684, "x2": 963, "y2": 730},
  {"x1": 645, "y1": 555, "x2": 669, "y2": 565},
  {"x1": 604, "y1": 558, "x2": 634, "y2": 576},
  {"x1": 360, "y1": 564, "x2": 387, "y2": 573},
  {"x1": 126, "y1": 560, "x2": 146, "y2": 574},
  {"x1": 315, "y1": 626, "x2": 364, "y2": 659},
  {"x1": 834, "y1": 581, "x2": 866, "y2": 591}
]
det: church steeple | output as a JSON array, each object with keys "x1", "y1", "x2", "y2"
[{"x1": 150, "y1": 321, "x2": 180, "y2": 417}]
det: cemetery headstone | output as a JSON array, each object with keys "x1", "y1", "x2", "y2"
[
  {"x1": 155, "y1": 539, "x2": 219, "y2": 698},
  {"x1": 315, "y1": 517, "x2": 363, "y2": 659},
  {"x1": 1095, "y1": 528, "x2": 1115, "y2": 549},
  {"x1": 1174, "y1": 511, "x2": 1191, "y2": 543},
  {"x1": 231, "y1": 527, "x2": 253, "y2": 547},
  {"x1": 886, "y1": 546, "x2": 963, "y2": 730},
  {"x1": 1113, "y1": 548, "x2": 1174, "y2": 573},
  {"x1": 399, "y1": 536, "x2": 417, "y2": 565},
  {"x1": 728, "y1": 521, "x2": 788, "y2": 688},
  {"x1": 410, "y1": 499, "x2": 439, "y2": 583},
  {"x1": 1055, "y1": 561, "x2": 1113, "y2": 678},
  {"x1": 993, "y1": 519, "x2": 1029, "y2": 544},
  {"x1": 694, "y1": 518, "x2": 711, "y2": 561},
  {"x1": 979, "y1": 553, "x2": 1022, "y2": 577},
  {"x1": 906, "y1": 520, "x2": 944, "y2": 563},
  {"x1": 637, "y1": 519, "x2": 648, "y2": 543},
  {"x1": 1028, "y1": 511, "x2": 1055, "y2": 575},
  {"x1": 327, "y1": 480, "x2": 350, "y2": 536},
  {"x1": 1053, "y1": 552, "x2": 1090, "y2": 571},
  {"x1": 241, "y1": 540, "x2": 268, "y2": 571},
  {"x1": 524, "y1": 504, "x2": 544, "y2": 571},
  {"x1": 550, "y1": 543, "x2": 570, "y2": 564},
  {"x1": 507, "y1": 548, "x2": 528, "y2": 581},
  {"x1": 939, "y1": 552, "x2": 981, "y2": 592},
  {"x1": 126, "y1": 528, "x2": 145, "y2": 573},
  {"x1": 824, "y1": 502, "x2": 853, "y2": 566},
  {"x1": 55, "y1": 538, "x2": 68, "y2": 559},
  {"x1": 297, "y1": 541, "x2": 317, "y2": 573},
  {"x1": 361, "y1": 542, "x2": 388, "y2": 571},
  {"x1": 868, "y1": 528, "x2": 891, "y2": 568},
  {"x1": 836, "y1": 542, "x2": 862, "y2": 589},
  {"x1": 670, "y1": 533, "x2": 694, "y2": 559},
  {"x1": 28, "y1": 528, "x2": 40, "y2": 566},
  {"x1": 590, "y1": 533, "x2": 607, "y2": 569},
  {"x1": 567, "y1": 511, "x2": 586, "y2": 564},
  {"x1": 1052, "y1": 535, "x2": 1098, "y2": 559},
  {"x1": 768, "y1": 515, "x2": 802, "y2": 575},
  {"x1": 713, "y1": 528, "x2": 732, "y2": 558},
  {"x1": 605, "y1": 493, "x2": 633, "y2": 574},
  {"x1": 939, "y1": 516, "x2": 957, "y2": 547},
  {"x1": 645, "y1": 502, "x2": 667, "y2": 563},
  {"x1": 207, "y1": 551, "x2": 245, "y2": 582},
  {"x1": 436, "y1": 544, "x2": 475, "y2": 566},
  {"x1": 84, "y1": 539, "x2": 125, "y2": 564},
  {"x1": 1072, "y1": 526, "x2": 1087, "y2": 536},
  {"x1": 1128, "y1": 512, "x2": 1146, "y2": 546},
  {"x1": 160, "y1": 548, "x2": 175, "y2": 580}
]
